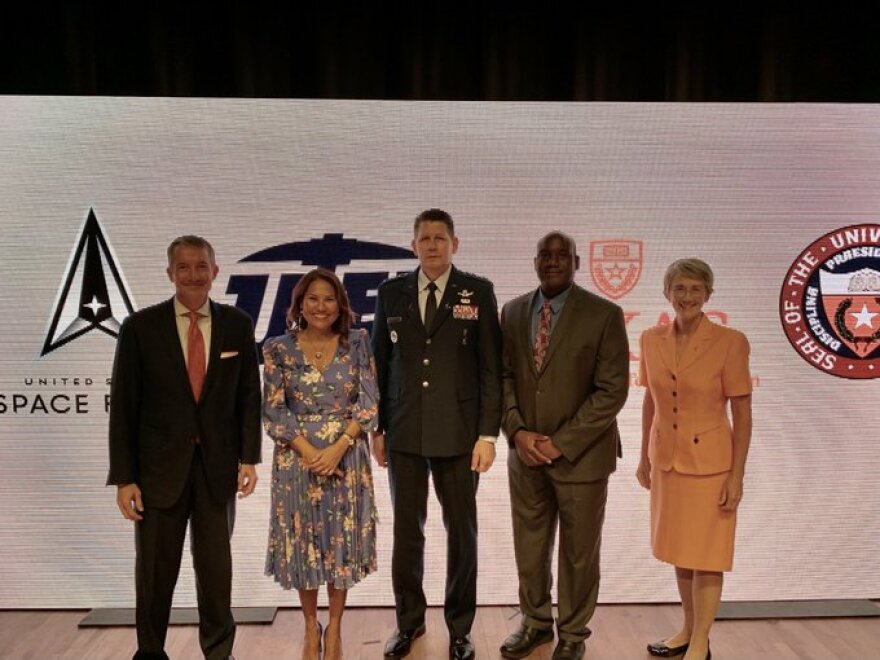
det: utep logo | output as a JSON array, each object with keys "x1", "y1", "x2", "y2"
[
  {"x1": 226, "y1": 233, "x2": 417, "y2": 344},
  {"x1": 589, "y1": 240, "x2": 642, "y2": 299},
  {"x1": 42, "y1": 209, "x2": 137, "y2": 356},
  {"x1": 780, "y1": 224, "x2": 880, "y2": 379}
]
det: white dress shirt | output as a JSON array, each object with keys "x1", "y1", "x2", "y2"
[{"x1": 417, "y1": 266, "x2": 452, "y2": 323}]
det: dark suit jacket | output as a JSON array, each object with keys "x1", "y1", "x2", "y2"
[
  {"x1": 107, "y1": 298, "x2": 262, "y2": 508},
  {"x1": 372, "y1": 266, "x2": 502, "y2": 457},
  {"x1": 501, "y1": 284, "x2": 629, "y2": 482}
]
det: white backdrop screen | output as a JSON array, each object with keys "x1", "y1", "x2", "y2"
[{"x1": 1, "y1": 97, "x2": 879, "y2": 607}]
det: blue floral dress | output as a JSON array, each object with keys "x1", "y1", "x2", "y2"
[{"x1": 262, "y1": 328, "x2": 379, "y2": 590}]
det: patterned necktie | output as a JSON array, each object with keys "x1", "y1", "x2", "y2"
[
  {"x1": 533, "y1": 301, "x2": 553, "y2": 371},
  {"x1": 187, "y1": 311, "x2": 206, "y2": 401},
  {"x1": 424, "y1": 281, "x2": 438, "y2": 330}
]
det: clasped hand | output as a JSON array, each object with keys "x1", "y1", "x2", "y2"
[
  {"x1": 513, "y1": 430, "x2": 561, "y2": 466},
  {"x1": 302, "y1": 441, "x2": 346, "y2": 478}
]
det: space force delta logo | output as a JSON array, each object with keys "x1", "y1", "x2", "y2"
[
  {"x1": 42, "y1": 209, "x2": 136, "y2": 356},
  {"x1": 780, "y1": 224, "x2": 880, "y2": 379},
  {"x1": 41, "y1": 210, "x2": 417, "y2": 358}
]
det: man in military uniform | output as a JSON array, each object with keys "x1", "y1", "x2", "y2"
[{"x1": 372, "y1": 208, "x2": 502, "y2": 660}]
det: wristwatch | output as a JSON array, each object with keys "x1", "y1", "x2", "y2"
[{"x1": 339, "y1": 433, "x2": 355, "y2": 447}]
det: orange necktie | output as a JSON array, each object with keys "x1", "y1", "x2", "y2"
[{"x1": 187, "y1": 311, "x2": 206, "y2": 401}]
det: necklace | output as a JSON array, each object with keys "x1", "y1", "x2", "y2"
[{"x1": 300, "y1": 332, "x2": 336, "y2": 366}]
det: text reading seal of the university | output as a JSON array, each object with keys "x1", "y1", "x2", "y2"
[{"x1": 779, "y1": 223, "x2": 880, "y2": 379}]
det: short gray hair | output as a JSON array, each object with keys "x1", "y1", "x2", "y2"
[
  {"x1": 663, "y1": 258, "x2": 714, "y2": 296},
  {"x1": 167, "y1": 235, "x2": 216, "y2": 266}
]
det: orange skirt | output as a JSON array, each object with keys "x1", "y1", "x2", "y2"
[{"x1": 650, "y1": 467, "x2": 737, "y2": 572}]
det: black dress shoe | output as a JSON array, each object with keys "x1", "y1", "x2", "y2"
[
  {"x1": 552, "y1": 640, "x2": 585, "y2": 660},
  {"x1": 449, "y1": 634, "x2": 475, "y2": 660},
  {"x1": 647, "y1": 639, "x2": 689, "y2": 656},
  {"x1": 384, "y1": 623, "x2": 426, "y2": 658},
  {"x1": 500, "y1": 624, "x2": 554, "y2": 658}
]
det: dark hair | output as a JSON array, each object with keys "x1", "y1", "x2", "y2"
[
  {"x1": 413, "y1": 208, "x2": 455, "y2": 236},
  {"x1": 167, "y1": 235, "x2": 215, "y2": 265},
  {"x1": 287, "y1": 268, "x2": 354, "y2": 346}
]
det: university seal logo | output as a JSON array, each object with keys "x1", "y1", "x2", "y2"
[
  {"x1": 589, "y1": 240, "x2": 642, "y2": 299},
  {"x1": 780, "y1": 224, "x2": 880, "y2": 379}
]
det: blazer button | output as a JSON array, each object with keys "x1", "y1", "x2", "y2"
[
  {"x1": 426, "y1": 338, "x2": 432, "y2": 345},
  {"x1": 672, "y1": 391, "x2": 677, "y2": 397},
  {"x1": 673, "y1": 407, "x2": 678, "y2": 413},
  {"x1": 672, "y1": 374, "x2": 677, "y2": 381},
  {"x1": 673, "y1": 423, "x2": 677, "y2": 430},
  {"x1": 422, "y1": 380, "x2": 429, "y2": 388},
  {"x1": 693, "y1": 437, "x2": 700, "y2": 444},
  {"x1": 423, "y1": 358, "x2": 430, "y2": 366}
]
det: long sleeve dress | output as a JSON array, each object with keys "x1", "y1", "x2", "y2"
[{"x1": 263, "y1": 328, "x2": 379, "y2": 589}]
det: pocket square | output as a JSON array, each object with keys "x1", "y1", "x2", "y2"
[{"x1": 220, "y1": 350, "x2": 239, "y2": 359}]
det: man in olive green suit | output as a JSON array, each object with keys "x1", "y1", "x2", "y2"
[{"x1": 499, "y1": 232, "x2": 629, "y2": 660}]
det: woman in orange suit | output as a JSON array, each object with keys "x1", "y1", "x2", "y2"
[{"x1": 636, "y1": 258, "x2": 753, "y2": 660}]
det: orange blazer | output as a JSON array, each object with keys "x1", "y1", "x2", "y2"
[{"x1": 639, "y1": 316, "x2": 751, "y2": 476}]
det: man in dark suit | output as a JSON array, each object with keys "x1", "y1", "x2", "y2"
[
  {"x1": 498, "y1": 232, "x2": 629, "y2": 660},
  {"x1": 107, "y1": 235, "x2": 261, "y2": 660},
  {"x1": 372, "y1": 209, "x2": 502, "y2": 660}
]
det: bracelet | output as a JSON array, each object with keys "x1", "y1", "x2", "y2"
[{"x1": 339, "y1": 433, "x2": 355, "y2": 447}]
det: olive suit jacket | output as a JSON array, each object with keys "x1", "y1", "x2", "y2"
[{"x1": 501, "y1": 284, "x2": 630, "y2": 482}]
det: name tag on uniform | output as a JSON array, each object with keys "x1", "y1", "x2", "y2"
[{"x1": 453, "y1": 304, "x2": 479, "y2": 320}]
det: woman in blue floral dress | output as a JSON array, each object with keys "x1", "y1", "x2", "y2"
[{"x1": 262, "y1": 268, "x2": 379, "y2": 660}]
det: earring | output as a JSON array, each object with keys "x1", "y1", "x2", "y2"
[{"x1": 298, "y1": 313, "x2": 306, "y2": 329}]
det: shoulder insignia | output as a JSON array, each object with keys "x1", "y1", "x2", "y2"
[{"x1": 457, "y1": 270, "x2": 492, "y2": 285}]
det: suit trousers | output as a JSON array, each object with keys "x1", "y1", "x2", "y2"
[
  {"x1": 134, "y1": 447, "x2": 236, "y2": 660},
  {"x1": 388, "y1": 450, "x2": 478, "y2": 637},
  {"x1": 508, "y1": 460, "x2": 608, "y2": 643}
]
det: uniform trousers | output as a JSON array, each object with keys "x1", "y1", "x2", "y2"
[{"x1": 388, "y1": 449, "x2": 479, "y2": 637}]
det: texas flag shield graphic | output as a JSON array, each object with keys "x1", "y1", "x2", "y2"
[{"x1": 820, "y1": 268, "x2": 880, "y2": 357}]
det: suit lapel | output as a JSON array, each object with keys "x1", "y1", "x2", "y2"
[
  {"x1": 402, "y1": 271, "x2": 425, "y2": 337},
  {"x1": 199, "y1": 300, "x2": 225, "y2": 405},
  {"x1": 162, "y1": 298, "x2": 195, "y2": 403},
  {"x1": 520, "y1": 289, "x2": 539, "y2": 378},
  {"x1": 676, "y1": 314, "x2": 717, "y2": 373},
  {"x1": 538, "y1": 285, "x2": 582, "y2": 373},
  {"x1": 657, "y1": 322, "x2": 676, "y2": 373}
]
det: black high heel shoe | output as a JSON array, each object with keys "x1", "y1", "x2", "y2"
[{"x1": 647, "y1": 639, "x2": 689, "y2": 656}]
